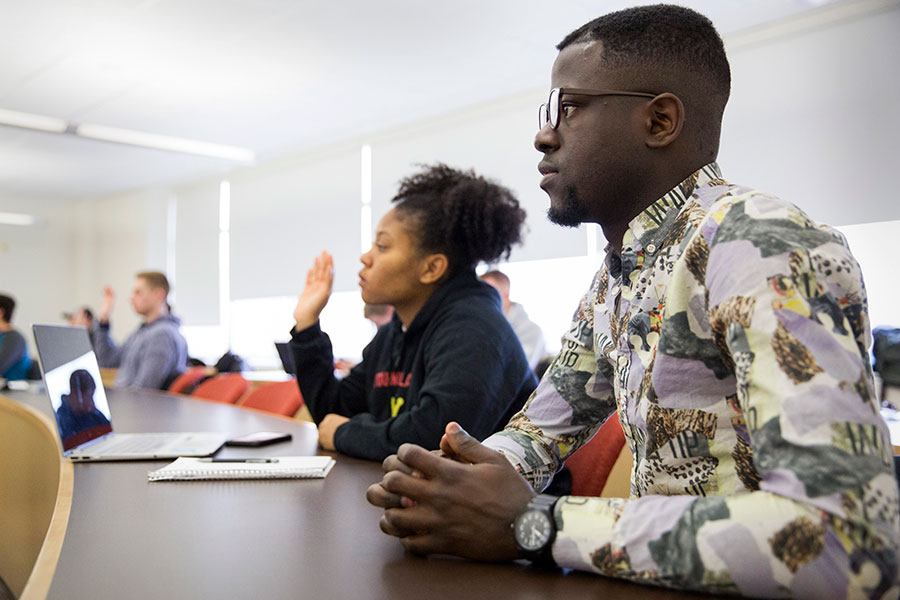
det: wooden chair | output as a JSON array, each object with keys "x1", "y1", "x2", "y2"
[
  {"x1": 0, "y1": 395, "x2": 73, "y2": 600},
  {"x1": 238, "y1": 380, "x2": 304, "y2": 418},
  {"x1": 191, "y1": 373, "x2": 250, "y2": 404}
]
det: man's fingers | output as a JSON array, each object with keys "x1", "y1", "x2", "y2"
[
  {"x1": 365, "y1": 482, "x2": 404, "y2": 510},
  {"x1": 399, "y1": 532, "x2": 449, "y2": 557},
  {"x1": 380, "y1": 469, "x2": 432, "y2": 501},
  {"x1": 379, "y1": 513, "x2": 419, "y2": 539},
  {"x1": 442, "y1": 422, "x2": 506, "y2": 465},
  {"x1": 395, "y1": 442, "x2": 453, "y2": 476},
  {"x1": 382, "y1": 454, "x2": 414, "y2": 476},
  {"x1": 381, "y1": 506, "x2": 438, "y2": 537}
]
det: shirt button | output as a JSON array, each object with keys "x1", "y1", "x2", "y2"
[{"x1": 646, "y1": 244, "x2": 656, "y2": 253}]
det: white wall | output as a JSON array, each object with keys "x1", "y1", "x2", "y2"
[
  {"x1": 720, "y1": 3, "x2": 900, "y2": 226},
  {"x1": 4, "y1": 3, "x2": 899, "y2": 364},
  {"x1": 68, "y1": 188, "x2": 169, "y2": 337},
  {"x1": 0, "y1": 197, "x2": 76, "y2": 355}
]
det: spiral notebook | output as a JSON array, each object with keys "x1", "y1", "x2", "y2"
[{"x1": 148, "y1": 456, "x2": 335, "y2": 481}]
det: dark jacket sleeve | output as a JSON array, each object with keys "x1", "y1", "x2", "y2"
[
  {"x1": 91, "y1": 322, "x2": 123, "y2": 368},
  {"x1": 333, "y1": 305, "x2": 536, "y2": 461},
  {"x1": 289, "y1": 322, "x2": 369, "y2": 424},
  {"x1": 0, "y1": 330, "x2": 26, "y2": 375}
]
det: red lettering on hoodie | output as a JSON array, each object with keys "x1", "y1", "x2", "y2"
[{"x1": 374, "y1": 371, "x2": 411, "y2": 389}]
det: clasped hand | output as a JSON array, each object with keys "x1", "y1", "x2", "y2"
[{"x1": 365, "y1": 422, "x2": 535, "y2": 562}]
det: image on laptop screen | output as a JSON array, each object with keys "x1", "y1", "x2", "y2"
[{"x1": 44, "y1": 348, "x2": 113, "y2": 453}]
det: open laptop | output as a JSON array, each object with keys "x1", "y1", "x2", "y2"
[
  {"x1": 274, "y1": 341, "x2": 295, "y2": 375},
  {"x1": 33, "y1": 324, "x2": 226, "y2": 461}
]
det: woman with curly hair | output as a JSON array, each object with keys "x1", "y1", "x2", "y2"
[{"x1": 290, "y1": 163, "x2": 537, "y2": 461}]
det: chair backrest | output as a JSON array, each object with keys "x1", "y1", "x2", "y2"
[
  {"x1": 191, "y1": 373, "x2": 250, "y2": 404},
  {"x1": 168, "y1": 366, "x2": 211, "y2": 395},
  {"x1": 0, "y1": 394, "x2": 73, "y2": 600},
  {"x1": 239, "y1": 380, "x2": 303, "y2": 417},
  {"x1": 565, "y1": 415, "x2": 628, "y2": 497}
]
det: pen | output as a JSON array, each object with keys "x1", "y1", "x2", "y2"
[{"x1": 199, "y1": 458, "x2": 280, "y2": 463}]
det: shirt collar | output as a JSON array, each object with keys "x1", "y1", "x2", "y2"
[{"x1": 604, "y1": 162, "x2": 722, "y2": 262}]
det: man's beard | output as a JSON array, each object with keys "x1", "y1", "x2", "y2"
[{"x1": 546, "y1": 185, "x2": 588, "y2": 228}]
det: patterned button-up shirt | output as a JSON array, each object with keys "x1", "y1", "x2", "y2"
[{"x1": 484, "y1": 163, "x2": 899, "y2": 598}]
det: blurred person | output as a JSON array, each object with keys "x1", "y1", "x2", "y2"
[
  {"x1": 363, "y1": 302, "x2": 394, "y2": 328},
  {"x1": 480, "y1": 270, "x2": 547, "y2": 370},
  {"x1": 64, "y1": 306, "x2": 94, "y2": 328},
  {"x1": 335, "y1": 303, "x2": 397, "y2": 375},
  {"x1": 91, "y1": 271, "x2": 188, "y2": 390},
  {"x1": 0, "y1": 293, "x2": 33, "y2": 381}
]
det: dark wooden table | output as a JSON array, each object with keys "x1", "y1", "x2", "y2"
[{"x1": 10, "y1": 387, "x2": 722, "y2": 600}]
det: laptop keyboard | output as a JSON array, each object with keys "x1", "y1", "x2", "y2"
[{"x1": 91, "y1": 433, "x2": 180, "y2": 454}]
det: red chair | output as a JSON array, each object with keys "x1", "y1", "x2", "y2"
[
  {"x1": 167, "y1": 366, "x2": 211, "y2": 395},
  {"x1": 565, "y1": 415, "x2": 627, "y2": 497},
  {"x1": 238, "y1": 380, "x2": 303, "y2": 417},
  {"x1": 191, "y1": 373, "x2": 250, "y2": 404}
]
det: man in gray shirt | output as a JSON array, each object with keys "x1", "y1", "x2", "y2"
[
  {"x1": 91, "y1": 271, "x2": 187, "y2": 390},
  {"x1": 480, "y1": 270, "x2": 547, "y2": 371}
]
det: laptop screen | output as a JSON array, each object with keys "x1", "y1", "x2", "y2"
[{"x1": 33, "y1": 325, "x2": 113, "y2": 453}]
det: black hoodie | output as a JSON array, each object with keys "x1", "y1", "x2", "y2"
[{"x1": 289, "y1": 269, "x2": 537, "y2": 461}]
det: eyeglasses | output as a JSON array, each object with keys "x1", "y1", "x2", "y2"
[{"x1": 538, "y1": 87, "x2": 658, "y2": 130}]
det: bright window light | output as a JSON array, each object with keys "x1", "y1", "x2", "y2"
[
  {"x1": 166, "y1": 195, "x2": 177, "y2": 304},
  {"x1": 219, "y1": 181, "x2": 231, "y2": 347},
  {"x1": 0, "y1": 212, "x2": 37, "y2": 226},
  {"x1": 75, "y1": 123, "x2": 255, "y2": 162},
  {"x1": 836, "y1": 220, "x2": 900, "y2": 329},
  {"x1": 0, "y1": 107, "x2": 67, "y2": 133}
]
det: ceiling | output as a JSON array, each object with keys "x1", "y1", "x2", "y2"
[{"x1": 0, "y1": 0, "x2": 837, "y2": 199}]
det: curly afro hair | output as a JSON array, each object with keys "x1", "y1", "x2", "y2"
[{"x1": 391, "y1": 163, "x2": 527, "y2": 277}]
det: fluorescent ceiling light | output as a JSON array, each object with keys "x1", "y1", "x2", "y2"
[
  {"x1": 0, "y1": 212, "x2": 37, "y2": 226},
  {"x1": 75, "y1": 123, "x2": 255, "y2": 163},
  {"x1": 0, "y1": 106, "x2": 255, "y2": 163},
  {"x1": 0, "y1": 108, "x2": 68, "y2": 133}
]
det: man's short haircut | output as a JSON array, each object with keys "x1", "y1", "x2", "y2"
[
  {"x1": 136, "y1": 271, "x2": 170, "y2": 296},
  {"x1": 481, "y1": 270, "x2": 510, "y2": 290},
  {"x1": 558, "y1": 4, "x2": 731, "y2": 115},
  {"x1": 0, "y1": 294, "x2": 15, "y2": 322}
]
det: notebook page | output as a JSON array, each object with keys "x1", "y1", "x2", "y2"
[{"x1": 149, "y1": 456, "x2": 335, "y2": 481}]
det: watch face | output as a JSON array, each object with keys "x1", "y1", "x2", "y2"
[{"x1": 514, "y1": 510, "x2": 553, "y2": 552}]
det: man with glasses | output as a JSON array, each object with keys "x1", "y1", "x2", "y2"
[{"x1": 368, "y1": 4, "x2": 898, "y2": 598}]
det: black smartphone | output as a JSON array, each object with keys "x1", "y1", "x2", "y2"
[{"x1": 224, "y1": 431, "x2": 293, "y2": 447}]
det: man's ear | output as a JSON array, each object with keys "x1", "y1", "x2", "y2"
[
  {"x1": 419, "y1": 253, "x2": 449, "y2": 285},
  {"x1": 645, "y1": 93, "x2": 684, "y2": 149}
]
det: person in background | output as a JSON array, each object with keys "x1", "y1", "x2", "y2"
[
  {"x1": 364, "y1": 303, "x2": 394, "y2": 328},
  {"x1": 91, "y1": 271, "x2": 188, "y2": 390},
  {"x1": 64, "y1": 306, "x2": 94, "y2": 328},
  {"x1": 480, "y1": 270, "x2": 547, "y2": 370},
  {"x1": 290, "y1": 163, "x2": 537, "y2": 461},
  {"x1": 0, "y1": 293, "x2": 33, "y2": 381},
  {"x1": 368, "y1": 5, "x2": 899, "y2": 598},
  {"x1": 335, "y1": 303, "x2": 396, "y2": 376}
]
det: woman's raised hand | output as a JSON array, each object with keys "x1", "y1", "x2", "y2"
[{"x1": 293, "y1": 251, "x2": 335, "y2": 332}]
